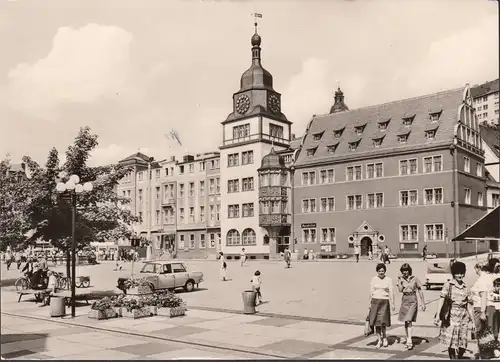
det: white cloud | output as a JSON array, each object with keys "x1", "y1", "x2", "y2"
[
  {"x1": 6, "y1": 24, "x2": 134, "y2": 118},
  {"x1": 408, "y1": 15, "x2": 499, "y2": 95},
  {"x1": 282, "y1": 58, "x2": 332, "y2": 133}
]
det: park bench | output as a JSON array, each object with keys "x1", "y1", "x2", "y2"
[
  {"x1": 53, "y1": 290, "x2": 90, "y2": 306},
  {"x1": 16, "y1": 289, "x2": 46, "y2": 303}
]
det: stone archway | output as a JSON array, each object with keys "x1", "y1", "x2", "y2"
[{"x1": 360, "y1": 236, "x2": 373, "y2": 256}]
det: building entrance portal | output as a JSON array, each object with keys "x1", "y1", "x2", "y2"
[{"x1": 360, "y1": 237, "x2": 372, "y2": 256}]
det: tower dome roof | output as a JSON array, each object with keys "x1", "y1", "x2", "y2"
[
  {"x1": 329, "y1": 87, "x2": 349, "y2": 114},
  {"x1": 260, "y1": 147, "x2": 285, "y2": 170}
]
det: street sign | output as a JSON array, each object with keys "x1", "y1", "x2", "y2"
[{"x1": 301, "y1": 223, "x2": 317, "y2": 228}]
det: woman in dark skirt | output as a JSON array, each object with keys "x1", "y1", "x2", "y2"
[
  {"x1": 397, "y1": 263, "x2": 426, "y2": 350},
  {"x1": 369, "y1": 263, "x2": 395, "y2": 348}
]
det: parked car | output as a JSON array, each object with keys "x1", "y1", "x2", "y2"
[
  {"x1": 117, "y1": 261, "x2": 203, "y2": 293},
  {"x1": 424, "y1": 258, "x2": 453, "y2": 290}
]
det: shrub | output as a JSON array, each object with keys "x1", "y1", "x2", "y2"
[{"x1": 91, "y1": 297, "x2": 113, "y2": 312}]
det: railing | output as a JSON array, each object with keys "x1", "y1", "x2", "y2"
[
  {"x1": 259, "y1": 186, "x2": 288, "y2": 198},
  {"x1": 259, "y1": 213, "x2": 291, "y2": 226},
  {"x1": 223, "y1": 133, "x2": 290, "y2": 147},
  {"x1": 161, "y1": 197, "x2": 175, "y2": 206}
]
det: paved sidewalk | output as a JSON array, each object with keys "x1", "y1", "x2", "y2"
[{"x1": 1, "y1": 290, "x2": 479, "y2": 360}]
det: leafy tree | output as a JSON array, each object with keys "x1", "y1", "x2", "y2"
[{"x1": 0, "y1": 127, "x2": 147, "y2": 277}]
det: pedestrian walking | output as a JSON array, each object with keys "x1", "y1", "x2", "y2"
[
  {"x1": 240, "y1": 248, "x2": 246, "y2": 267},
  {"x1": 368, "y1": 263, "x2": 395, "y2": 349},
  {"x1": 422, "y1": 245, "x2": 428, "y2": 261},
  {"x1": 219, "y1": 252, "x2": 227, "y2": 281},
  {"x1": 368, "y1": 245, "x2": 373, "y2": 260},
  {"x1": 5, "y1": 250, "x2": 12, "y2": 270},
  {"x1": 284, "y1": 248, "x2": 291, "y2": 268},
  {"x1": 354, "y1": 244, "x2": 361, "y2": 263},
  {"x1": 251, "y1": 270, "x2": 262, "y2": 305},
  {"x1": 434, "y1": 261, "x2": 475, "y2": 360},
  {"x1": 383, "y1": 246, "x2": 391, "y2": 264},
  {"x1": 397, "y1": 263, "x2": 426, "y2": 350},
  {"x1": 15, "y1": 252, "x2": 22, "y2": 270}
]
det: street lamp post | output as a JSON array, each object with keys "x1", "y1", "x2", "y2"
[
  {"x1": 289, "y1": 165, "x2": 295, "y2": 254},
  {"x1": 56, "y1": 173, "x2": 93, "y2": 318}
]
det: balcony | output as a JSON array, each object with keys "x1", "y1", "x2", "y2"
[
  {"x1": 259, "y1": 213, "x2": 291, "y2": 227},
  {"x1": 161, "y1": 197, "x2": 176, "y2": 207},
  {"x1": 259, "y1": 186, "x2": 288, "y2": 199}
]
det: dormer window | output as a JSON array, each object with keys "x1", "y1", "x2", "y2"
[
  {"x1": 398, "y1": 134, "x2": 409, "y2": 143},
  {"x1": 334, "y1": 130, "x2": 343, "y2": 138},
  {"x1": 348, "y1": 141, "x2": 360, "y2": 152},
  {"x1": 313, "y1": 131, "x2": 324, "y2": 141},
  {"x1": 306, "y1": 147, "x2": 317, "y2": 156},
  {"x1": 425, "y1": 130, "x2": 436, "y2": 139},
  {"x1": 402, "y1": 116, "x2": 414, "y2": 126},
  {"x1": 378, "y1": 121, "x2": 390, "y2": 131},
  {"x1": 429, "y1": 111, "x2": 441, "y2": 122},
  {"x1": 354, "y1": 125, "x2": 366, "y2": 135},
  {"x1": 326, "y1": 144, "x2": 338, "y2": 154},
  {"x1": 373, "y1": 138, "x2": 384, "y2": 148}
]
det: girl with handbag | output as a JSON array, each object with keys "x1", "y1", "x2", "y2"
[{"x1": 434, "y1": 261, "x2": 475, "y2": 360}]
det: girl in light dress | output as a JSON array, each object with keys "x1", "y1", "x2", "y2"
[
  {"x1": 219, "y1": 252, "x2": 227, "y2": 281},
  {"x1": 368, "y1": 263, "x2": 395, "y2": 348}
]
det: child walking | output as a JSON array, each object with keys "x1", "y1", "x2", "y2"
[{"x1": 251, "y1": 270, "x2": 262, "y2": 306}]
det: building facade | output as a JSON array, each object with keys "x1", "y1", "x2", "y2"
[
  {"x1": 472, "y1": 79, "x2": 499, "y2": 125},
  {"x1": 293, "y1": 85, "x2": 488, "y2": 257}
]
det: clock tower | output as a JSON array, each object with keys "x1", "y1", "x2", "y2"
[{"x1": 219, "y1": 22, "x2": 292, "y2": 258}]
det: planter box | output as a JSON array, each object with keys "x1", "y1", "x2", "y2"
[
  {"x1": 128, "y1": 285, "x2": 152, "y2": 295},
  {"x1": 113, "y1": 306, "x2": 123, "y2": 317},
  {"x1": 88, "y1": 308, "x2": 117, "y2": 320},
  {"x1": 148, "y1": 305, "x2": 157, "y2": 316},
  {"x1": 157, "y1": 306, "x2": 186, "y2": 318},
  {"x1": 122, "y1": 307, "x2": 151, "y2": 319}
]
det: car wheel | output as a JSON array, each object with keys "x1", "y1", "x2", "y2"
[
  {"x1": 82, "y1": 280, "x2": 90, "y2": 288},
  {"x1": 425, "y1": 284, "x2": 431, "y2": 290},
  {"x1": 184, "y1": 280, "x2": 195, "y2": 292}
]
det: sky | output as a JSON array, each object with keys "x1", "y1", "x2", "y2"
[{"x1": 0, "y1": 0, "x2": 498, "y2": 166}]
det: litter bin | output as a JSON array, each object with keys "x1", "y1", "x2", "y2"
[
  {"x1": 242, "y1": 290, "x2": 257, "y2": 314},
  {"x1": 50, "y1": 296, "x2": 66, "y2": 317}
]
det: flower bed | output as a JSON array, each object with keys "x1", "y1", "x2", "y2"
[
  {"x1": 88, "y1": 298, "x2": 118, "y2": 320},
  {"x1": 154, "y1": 291, "x2": 186, "y2": 318},
  {"x1": 121, "y1": 298, "x2": 151, "y2": 319}
]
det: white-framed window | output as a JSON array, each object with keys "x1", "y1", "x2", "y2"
[
  {"x1": 179, "y1": 208, "x2": 185, "y2": 223},
  {"x1": 301, "y1": 171, "x2": 316, "y2": 186},
  {"x1": 189, "y1": 164, "x2": 194, "y2": 173},
  {"x1": 242, "y1": 150, "x2": 254, "y2": 165},
  {"x1": 424, "y1": 187, "x2": 443, "y2": 204},
  {"x1": 478, "y1": 192, "x2": 484, "y2": 207},
  {"x1": 189, "y1": 234, "x2": 195, "y2": 249},
  {"x1": 209, "y1": 179, "x2": 215, "y2": 195},
  {"x1": 302, "y1": 228, "x2": 317, "y2": 243},
  {"x1": 155, "y1": 187, "x2": 160, "y2": 200},
  {"x1": 189, "y1": 182, "x2": 195, "y2": 197},
  {"x1": 199, "y1": 181, "x2": 205, "y2": 196},
  {"x1": 228, "y1": 204, "x2": 240, "y2": 218},
  {"x1": 155, "y1": 210, "x2": 160, "y2": 225},
  {"x1": 138, "y1": 189, "x2": 143, "y2": 203},
  {"x1": 138, "y1": 211, "x2": 143, "y2": 223},
  {"x1": 423, "y1": 155, "x2": 443, "y2": 173},
  {"x1": 138, "y1": 171, "x2": 144, "y2": 181},
  {"x1": 320, "y1": 228, "x2": 336, "y2": 244},
  {"x1": 178, "y1": 235, "x2": 185, "y2": 249},
  {"x1": 228, "y1": 153, "x2": 239, "y2": 167},
  {"x1": 209, "y1": 233, "x2": 216, "y2": 248},
  {"x1": 209, "y1": 205, "x2": 215, "y2": 222},
  {"x1": 319, "y1": 169, "x2": 335, "y2": 184},
  {"x1": 319, "y1": 197, "x2": 335, "y2": 212},
  {"x1": 227, "y1": 229, "x2": 240, "y2": 245},
  {"x1": 398, "y1": 134, "x2": 409, "y2": 143},
  {"x1": 366, "y1": 162, "x2": 383, "y2": 179},
  {"x1": 493, "y1": 194, "x2": 500, "y2": 208},
  {"x1": 464, "y1": 157, "x2": 470, "y2": 173},
  {"x1": 155, "y1": 169, "x2": 160, "y2": 178},
  {"x1": 399, "y1": 159, "x2": 417, "y2": 176},
  {"x1": 400, "y1": 190, "x2": 418, "y2": 206},
  {"x1": 348, "y1": 141, "x2": 360, "y2": 151},
  {"x1": 346, "y1": 165, "x2": 362, "y2": 181},
  {"x1": 179, "y1": 183, "x2": 185, "y2": 198},
  {"x1": 199, "y1": 206, "x2": 205, "y2": 222},
  {"x1": 400, "y1": 224, "x2": 418, "y2": 241},
  {"x1": 476, "y1": 163, "x2": 483, "y2": 177},
  {"x1": 233, "y1": 124, "x2": 250, "y2": 139},
  {"x1": 347, "y1": 195, "x2": 362, "y2": 210},
  {"x1": 425, "y1": 224, "x2": 444, "y2": 241},
  {"x1": 228, "y1": 179, "x2": 239, "y2": 193},
  {"x1": 269, "y1": 124, "x2": 284, "y2": 139},
  {"x1": 199, "y1": 234, "x2": 206, "y2": 249},
  {"x1": 367, "y1": 193, "x2": 383, "y2": 208},
  {"x1": 216, "y1": 177, "x2": 220, "y2": 194},
  {"x1": 242, "y1": 228, "x2": 256, "y2": 245},
  {"x1": 199, "y1": 161, "x2": 205, "y2": 172},
  {"x1": 378, "y1": 121, "x2": 389, "y2": 130},
  {"x1": 302, "y1": 198, "x2": 316, "y2": 213},
  {"x1": 242, "y1": 203, "x2": 254, "y2": 217},
  {"x1": 216, "y1": 204, "x2": 220, "y2": 221},
  {"x1": 465, "y1": 188, "x2": 471, "y2": 204},
  {"x1": 425, "y1": 130, "x2": 436, "y2": 140},
  {"x1": 242, "y1": 177, "x2": 254, "y2": 191},
  {"x1": 189, "y1": 207, "x2": 195, "y2": 223}
]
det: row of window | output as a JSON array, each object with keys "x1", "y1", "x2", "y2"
[
  {"x1": 178, "y1": 232, "x2": 221, "y2": 250},
  {"x1": 463, "y1": 156, "x2": 484, "y2": 176},
  {"x1": 228, "y1": 203, "x2": 255, "y2": 218},
  {"x1": 138, "y1": 204, "x2": 221, "y2": 225},
  {"x1": 178, "y1": 178, "x2": 220, "y2": 198},
  {"x1": 300, "y1": 155, "x2": 445, "y2": 186},
  {"x1": 228, "y1": 177, "x2": 254, "y2": 193},
  {"x1": 231, "y1": 123, "x2": 285, "y2": 140},
  {"x1": 228, "y1": 150, "x2": 254, "y2": 167},
  {"x1": 226, "y1": 229, "x2": 257, "y2": 246}
]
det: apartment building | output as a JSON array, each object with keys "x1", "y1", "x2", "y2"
[
  {"x1": 480, "y1": 123, "x2": 500, "y2": 211},
  {"x1": 116, "y1": 152, "x2": 221, "y2": 259},
  {"x1": 293, "y1": 85, "x2": 488, "y2": 257},
  {"x1": 472, "y1": 79, "x2": 499, "y2": 125}
]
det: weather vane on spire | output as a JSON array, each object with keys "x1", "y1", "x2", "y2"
[{"x1": 252, "y1": 12, "x2": 262, "y2": 30}]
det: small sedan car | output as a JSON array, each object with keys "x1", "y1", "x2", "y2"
[{"x1": 117, "y1": 261, "x2": 203, "y2": 293}]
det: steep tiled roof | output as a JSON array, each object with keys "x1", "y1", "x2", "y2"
[
  {"x1": 295, "y1": 87, "x2": 464, "y2": 166},
  {"x1": 480, "y1": 124, "x2": 500, "y2": 158},
  {"x1": 471, "y1": 79, "x2": 499, "y2": 98},
  {"x1": 119, "y1": 152, "x2": 151, "y2": 163}
]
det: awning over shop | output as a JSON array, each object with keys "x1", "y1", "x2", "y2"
[{"x1": 452, "y1": 206, "x2": 500, "y2": 241}]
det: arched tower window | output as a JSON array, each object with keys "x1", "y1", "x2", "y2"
[
  {"x1": 242, "y1": 228, "x2": 256, "y2": 245},
  {"x1": 227, "y1": 229, "x2": 240, "y2": 246}
]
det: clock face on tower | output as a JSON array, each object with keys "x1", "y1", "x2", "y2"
[
  {"x1": 268, "y1": 94, "x2": 280, "y2": 114},
  {"x1": 235, "y1": 95, "x2": 250, "y2": 115}
]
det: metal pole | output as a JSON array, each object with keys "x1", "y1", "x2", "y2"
[
  {"x1": 71, "y1": 193, "x2": 76, "y2": 318},
  {"x1": 147, "y1": 162, "x2": 152, "y2": 261},
  {"x1": 290, "y1": 168, "x2": 295, "y2": 253}
]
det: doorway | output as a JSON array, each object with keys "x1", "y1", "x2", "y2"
[
  {"x1": 277, "y1": 236, "x2": 290, "y2": 254},
  {"x1": 360, "y1": 237, "x2": 373, "y2": 256}
]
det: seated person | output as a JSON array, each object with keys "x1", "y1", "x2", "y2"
[
  {"x1": 42, "y1": 271, "x2": 58, "y2": 306},
  {"x1": 31, "y1": 267, "x2": 47, "y2": 290}
]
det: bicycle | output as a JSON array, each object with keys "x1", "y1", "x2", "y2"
[
  {"x1": 54, "y1": 272, "x2": 69, "y2": 290},
  {"x1": 15, "y1": 276, "x2": 31, "y2": 291}
]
